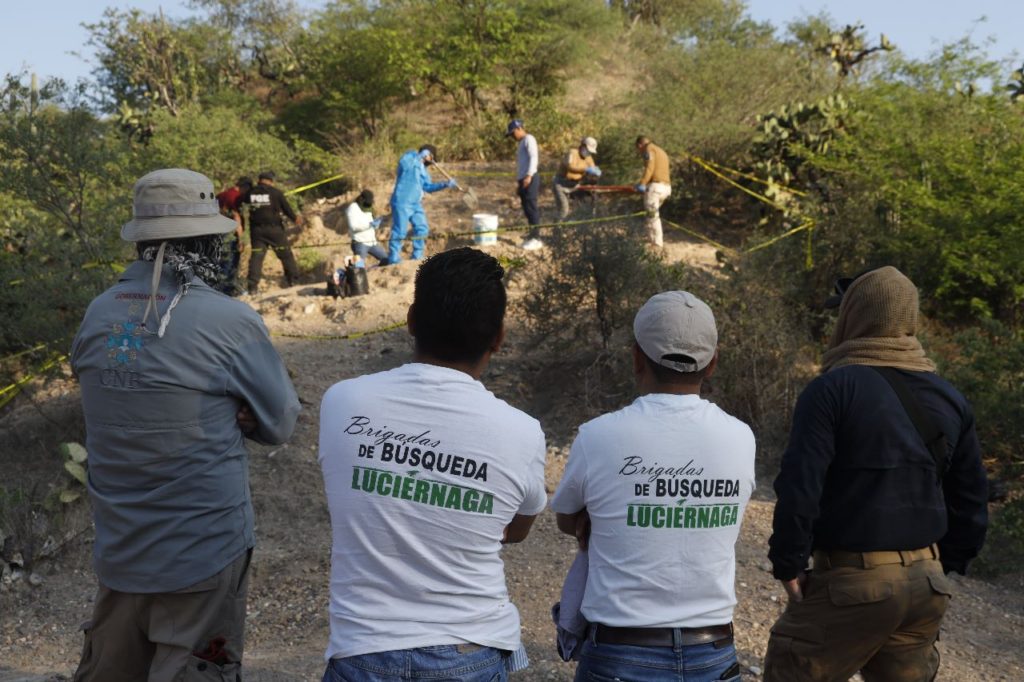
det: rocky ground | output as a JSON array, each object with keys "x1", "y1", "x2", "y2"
[{"x1": 2, "y1": 164, "x2": 1021, "y2": 681}]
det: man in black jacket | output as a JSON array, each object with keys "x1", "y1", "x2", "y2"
[
  {"x1": 240, "y1": 171, "x2": 304, "y2": 294},
  {"x1": 764, "y1": 266, "x2": 988, "y2": 682}
]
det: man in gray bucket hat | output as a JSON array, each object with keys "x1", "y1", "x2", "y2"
[{"x1": 70, "y1": 168, "x2": 300, "y2": 681}]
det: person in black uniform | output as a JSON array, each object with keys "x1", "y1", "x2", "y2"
[
  {"x1": 239, "y1": 171, "x2": 304, "y2": 294},
  {"x1": 763, "y1": 266, "x2": 988, "y2": 682}
]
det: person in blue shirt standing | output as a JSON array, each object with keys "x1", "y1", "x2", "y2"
[{"x1": 386, "y1": 144, "x2": 457, "y2": 264}]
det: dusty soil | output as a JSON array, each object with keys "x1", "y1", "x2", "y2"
[{"x1": 2, "y1": 164, "x2": 1021, "y2": 682}]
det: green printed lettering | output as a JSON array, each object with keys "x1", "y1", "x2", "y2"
[
  {"x1": 652, "y1": 506, "x2": 666, "y2": 528},
  {"x1": 709, "y1": 506, "x2": 721, "y2": 527},
  {"x1": 414, "y1": 480, "x2": 430, "y2": 503},
  {"x1": 430, "y1": 483, "x2": 447, "y2": 506},
  {"x1": 445, "y1": 486, "x2": 462, "y2": 510},
  {"x1": 377, "y1": 472, "x2": 393, "y2": 496},
  {"x1": 361, "y1": 469, "x2": 376, "y2": 491},
  {"x1": 351, "y1": 468, "x2": 361, "y2": 490},
  {"x1": 626, "y1": 505, "x2": 636, "y2": 527},
  {"x1": 685, "y1": 507, "x2": 697, "y2": 528},
  {"x1": 698, "y1": 506, "x2": 711, "y2": 528},
  {"x1": 478, "y1": 493, "x2": 493, "y2": 515},
  {"x1": 672, "y1": 506, "x2": 685, "y2": 528},
  {"x1": 400, "y1": 476, "x2": 415, "y2": 500},
  {"x1": 463, "y1": 489, "x2": 479, "y2": 512}
]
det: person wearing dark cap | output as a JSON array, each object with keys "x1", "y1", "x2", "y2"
[
  {"x1": 763, "y1": 266, "x2": 988, "y2": 681},
  {"x1": 506, "y1": 120, "x2": 542, "y2": 250},
  {"x1": 552, "y1": 291, "x2": 755, "y2": 682},
  {"x1": 386, "y1": 144, "x2": 457, "y2": 264},
  {"x1": 346, "y1": 189, "x2": 387, "y2": 265},
  {"x1": 238, "y1": 170, "x2": 304, "y2": 294},
  {"x1": 70, "y1": 168, "x2": 300, "y2": 681}
]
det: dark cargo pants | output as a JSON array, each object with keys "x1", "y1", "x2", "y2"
[
  {"x1": 248, "y1": 224, "x2": 300, "y2": 291},
  {"x1": 763, "y1": 548, "x2": 952, "y2": 682}
]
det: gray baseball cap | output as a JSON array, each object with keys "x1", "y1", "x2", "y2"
[{"x1": 633, "y1": 291, "x2": 718, "y2": 372}]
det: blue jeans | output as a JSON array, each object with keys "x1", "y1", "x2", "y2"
[
  {"x1": 353, "y1": 241, "x2": 388, "y2": 265},
  {"x1": 575, "y1": 635, "x2": 740, "y2": 682},
  {"x1": 323, "y1": 645, "x2": 508, "y2": 682},
  {"x1": 517, "y1": 178, "x2": 540, "y2": 238}
]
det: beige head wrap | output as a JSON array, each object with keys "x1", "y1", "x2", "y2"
[{"x1": 820, "y1": 266, "x2": 936, "y2": 373}]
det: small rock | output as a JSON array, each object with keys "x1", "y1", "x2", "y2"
[
  {"x1": 304, "y1": 303, "x2": 317, "y2": 314},
  {"x1": 748, "y1": 665, "x2": 763, "y2": 675},
  {"x1": 29, "y1": 572, "x2": 44, "y2": 587}
]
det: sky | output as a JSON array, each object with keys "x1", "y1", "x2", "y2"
[
  {"x1": 3, "y1": 1, "x2": 1021, "y2": 84},
  {"x1": 743, "y1": 0, "x2": 1021, "y2": 66}
]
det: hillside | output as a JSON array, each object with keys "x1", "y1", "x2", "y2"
[{"x1": 1, "y1": 164, "x2": 1022, "y2": 682}]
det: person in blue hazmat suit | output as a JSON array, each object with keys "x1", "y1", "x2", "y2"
[{"x1": 386, "y1": 144, "x2": 457, "y2": 264}]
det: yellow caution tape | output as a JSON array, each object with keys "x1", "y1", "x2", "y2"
[
  {"x1": 744, "y1": 219, "x2": 816, "y2": 254},
  {"x1": 248, "y1": 211, "x2": 648, "y2": 253},
  {"x1": 284, "y1": 173, "x2": 347, "y2": 196},
  {"x1": 687, "y1": 155, "x2": 808, "y2": 197},
  {"x1": 0, "y1": 343, "x2": 48, "y2": 365},
  {"x1": 663, "y1": 220, "x2": 737, "y2": 254},
  {"x1": 0, "y1": 352, "x2": 67, "y2": 410},
  {"x1": 686, "y1": 155, "x2": 789, "y2": 212}
]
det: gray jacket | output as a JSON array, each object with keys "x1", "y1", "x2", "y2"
[{"x1": 71, "y1": 260, "x2": 300, "y2": 593}]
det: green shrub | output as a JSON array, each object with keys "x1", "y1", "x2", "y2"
[
  {"x1": 520, "y1": 217, "x2": 814, "y2": 458},
  {"x1": 935, "y1": 320, "x2": 1024, "y2": 478},
  {"x1": 973, "y1": 496, "x2": 1024, "y2": 576}
]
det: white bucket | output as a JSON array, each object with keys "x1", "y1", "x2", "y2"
[{"x1": 472, "y1": 213, "x2": 498, "y2": 247}]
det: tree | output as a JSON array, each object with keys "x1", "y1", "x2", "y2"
[
  {"x1": 86, "y1": 8, "x2": 234, "y2": 117},
  {"x1": 788, "y1": 16, "x2": 893, "y2": 80},
  {"x1": 0, "y1": 73, "x2": 133, "y2": 355},
  {"x1": 188, "y1": 0, "x2": 307, "y2": 96},
  {"x1": 141, "y1": 104, "x2": 303, "y2": 188},
  {"x1": 297, "y1": 1, "x2": 421, "y2": 138}
]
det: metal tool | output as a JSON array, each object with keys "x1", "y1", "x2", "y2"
[{"x1": 432, "y1": 162, "x2": 480, "y2": 210}]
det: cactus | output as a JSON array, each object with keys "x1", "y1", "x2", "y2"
[
  {"x1": 820, "y1": 23, "x2": 894, "y2": 78},
  {"x1": 1007, "y1": 63, "x2": 1024, "y2": 103}
]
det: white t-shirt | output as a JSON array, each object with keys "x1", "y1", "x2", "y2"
[
  {"x1": 551, "y1": 393, "x2": 755, "y2": 628},
  {"x1": 319, "y1": 363, "x2": 547, "y2": 660},
  {"x1": 345, "y1": 201, "x2": 377, "y2": 246}
]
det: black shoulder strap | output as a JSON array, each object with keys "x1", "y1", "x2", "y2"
[{"x1": 870, "y1": 366, "x2": 949, "y2": 482}]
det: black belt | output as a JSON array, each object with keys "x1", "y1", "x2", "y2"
[{"x1": 594, "y1": 622, "x2": 733, "y2": 648}]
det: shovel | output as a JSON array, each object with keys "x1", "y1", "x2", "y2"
[{"x1": 432, "y1": 162, "x2": 480, "y2": 211}]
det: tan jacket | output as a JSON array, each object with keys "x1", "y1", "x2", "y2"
[
  {"x1": 639, "y1": 143, "x2": 670, "y2": 185},
  {"x1": 557, "y1": 148, "x2": 596, "y2": 182}
]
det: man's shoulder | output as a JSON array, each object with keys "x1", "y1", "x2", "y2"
[
  {"x1": 190, "y1": 286, "x2": 268, "y2": 329},
  {"x1": 581, "y1": 397, "x2": 752, "y2": 440}
]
